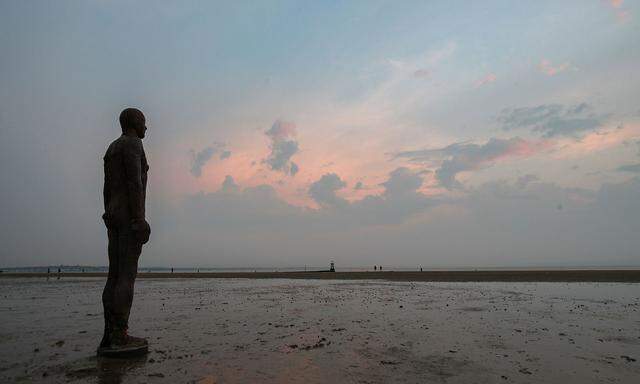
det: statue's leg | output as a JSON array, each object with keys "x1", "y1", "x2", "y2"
[
  {"x1": 100, "y1": 228, "x2": 119, "y2": 347},
  {"x1": 112, "y1": 228, "x2": 141, "y2": 333},
  {"x1": 122, "y1": 234, "x2": 142, "y2": 328},
  {"x1": 98, "y1": 227, "x2": 147, "y2": 355}
]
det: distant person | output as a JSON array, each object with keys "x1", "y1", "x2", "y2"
[
  {"x1": 98, "y1": 108, "x2": 151, "y2": 356},
  {"x1": 374, "y1": 265, "x2": 377, "y2": 271},
  {"x1": 379, "y1": 266, "x2": 382, "y2": 271}
]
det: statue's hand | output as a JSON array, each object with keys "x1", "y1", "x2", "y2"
[{"x1": 132, "y1": 219, "x2": 151, "y2": 244}]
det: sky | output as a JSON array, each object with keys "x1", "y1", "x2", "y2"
[{"x1": 1, "y1": 0, "x2": 639, "y2": 268}]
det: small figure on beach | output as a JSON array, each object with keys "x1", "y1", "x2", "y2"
[
  {"x1": 374, "y1": 265, "x2": 377, "y2": 271},
  {"x1": 330, "y1": 261, "x2": 335, "y2": 272},
  {"x1": 98, "y1": 108, "x2": 151, "y2": 357}
]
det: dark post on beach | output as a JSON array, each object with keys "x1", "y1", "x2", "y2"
[{"x1": 97, "y1": 108, "x2": 151, "y2": 357}]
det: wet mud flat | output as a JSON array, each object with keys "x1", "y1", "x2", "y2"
[{"x1": 0, "y1": 278, "x2": 638, "y2": 383}]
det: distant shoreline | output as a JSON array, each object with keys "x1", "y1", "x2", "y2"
[{"x1": 2, "y1": 270, "x2": 640, "y2": 282}]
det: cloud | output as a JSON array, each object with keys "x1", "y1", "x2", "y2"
[
  {"x1": 290, "y1": 162, "x2": 299, "y2": 176},
  {"x1": 221, "y1": 175, "x2": 240, "y2": 193},
  {"x1": 413, "y1": 69, "x2": 431, "y2": 79},
  {"x1": 616, "y1": 163, "x2": 640, "y2": 173},
  {"x1": 381, "y1": 167, "x2": 423, "y2": 198},
  {"x1": 354, "y1": 181, "x2": 364, "y2": 190},
  {"x1": 162, "y1": 172, "x2": 640, "y2": 267},
  {"x1": 538, "y1": 59, "x2": 570, "y2": 76},
  {"x1": 264, "y1": 120, "x2": 300, "y2": 176},
  {"x1": 475, "y1": 73, "x2": 496, "y2": 88},
  {"x1": 309, "y1": 173, "x2": 347, "y2": 208},
  {"x1": 190, "y1": 142, "x2": 227, "y2": 177},
  {"x1": 515, "y1": 174, "x2": 539, "y2": 188},
  {"x1": 190, "y1": 147, "x2": 216, "y2": 177},
  {"x1": 395, "y1": 137, "x2": 549, "y2": 189},
  {"x1": 497, "y1": 103, "x2": 606, "y2": 138},
  {"x1": 605, "y1": 0, "x2": 631, "y2": 23}
]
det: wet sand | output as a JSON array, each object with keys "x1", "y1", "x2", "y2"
[
  {"x1": 3, "y1": 269, "x2": 640, "y2": 282},
  {"x1": 1, "y1": 277, "x2": 638, "y2": 383}
]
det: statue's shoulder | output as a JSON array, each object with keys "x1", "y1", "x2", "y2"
[
  {"x1": 104, "y1": 137, "x2": 121, "y2": 160},
  {"x1": 104, "y1": 135, "x2": 141, "y2": 161},
  {"x1": 121, "y1": 135, "x2": 143, "y2": 150},
  {"x1": 111, "y1": 135, "x2": 143, "y2": 154}
]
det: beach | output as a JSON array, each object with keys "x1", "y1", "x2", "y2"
[{"x1": 0, "y1": 276, "x2": 638, "y2": 383}]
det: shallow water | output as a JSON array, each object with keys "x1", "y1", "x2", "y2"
[{"x1": 0, "y1": 278, "x2": 638, "y2": 383}]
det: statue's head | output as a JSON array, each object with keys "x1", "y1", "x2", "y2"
[{"x1": 119, "y1": 108, "x2": 147, "y2": 139}]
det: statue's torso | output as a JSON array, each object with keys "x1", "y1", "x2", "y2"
[{"x1": 103, "y1": 135, "x2": 148, "y2": 227}]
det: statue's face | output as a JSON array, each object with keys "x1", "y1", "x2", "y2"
[{"x1": 133, "y1": 114, "x2": 147, "y2": 139}]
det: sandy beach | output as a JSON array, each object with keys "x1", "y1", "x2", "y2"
[{"x1": 1, "y1": 276, "x2": 638, "y2": 383}]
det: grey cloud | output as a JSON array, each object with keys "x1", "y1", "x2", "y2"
[
  {"x1": 221, "y1": 175, "x2": 240, "y2": 193},
  {"x1": 413, "y1": 69, "x2": 431, "y2": 78},
  {"x1": 290, "y1": 162, "x2": 299, "y2": 176},
  {"x1": 616, "y1": 163, "x2": 640, "y2": 173},
  {"x1": 220, "y1": 150, "x2": 231, "y2": 160},
  {"x1": 264, "y1": 120, "x2": 300, "y2": 176},
  {"x1": 354, "y1": 181, "x2": 364, "y2": 190},
  {"x1": 305, "y1": 168, "x2": 431, "y2": 224},
  {"x1": 190, "y1": 143, "x2": 228, "y2": 177},
  {"x1": 190, "y1": 147, "x2": 216, "y2": 177},
  {"x1": 396, "y1": 137, "x2": 545, "y2": 190},
  {"x1": 309, "y1": 173, "x2": 347, "y2": 208},
  {"x1": 497, "y1": 103, "x2": 606, "y2": 138},
  {"x1": 515, "y1": 174, "x2": 539, "y2": 188},
  {"x1": 381, "y1": 167, "x2": 423, "y2": 197}
]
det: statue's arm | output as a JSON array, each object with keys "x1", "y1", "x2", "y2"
[
  {"x1": 123, "y1": 138, "x2": 145, "y2": 223},
  {"x1": 102, "y1": 171, "x2": 109, "y2": 213}
]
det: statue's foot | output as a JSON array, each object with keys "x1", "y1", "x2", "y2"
[{"x1": 97, "y1": 331, "x2": 148, "y2": 358}]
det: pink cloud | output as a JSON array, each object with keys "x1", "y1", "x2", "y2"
[
  {"x1": 609, "y1": 0, "x2": 623, "y2": 8},
  {"x1": 553, "y1": 122, "x2": 640, "y2": 158},
  {"x1": 605, "y1": 0, "x2": 632, "y2": 23},
  {"x1": 475, "y1": 73, "x2": 496, "y2": 88},
  {"x1": 538, "y1": 59, "x2": 570, "y2": 76}
]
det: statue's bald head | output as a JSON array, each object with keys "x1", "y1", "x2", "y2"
[{"x1": 119, "y1": 108, "x2": 147, "y2": 138}]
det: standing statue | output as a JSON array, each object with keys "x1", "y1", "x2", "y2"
[{"x1": 98, "y1": 108, "x2": 151, "y2": 357}]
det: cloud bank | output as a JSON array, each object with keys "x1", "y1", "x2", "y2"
[{"x1": 148, "y1": 172, "x2": 640, "y2": 268}]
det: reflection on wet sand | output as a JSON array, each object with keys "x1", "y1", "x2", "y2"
[{"x1": 58, "y1": 355, "x2": 147, "y2": 384}]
